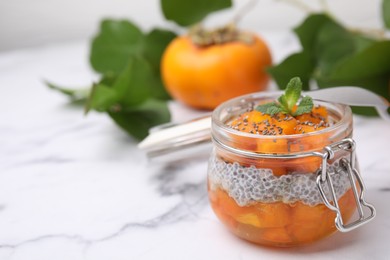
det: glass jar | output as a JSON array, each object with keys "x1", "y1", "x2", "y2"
[{"x1": 207, "y1": 92, "x2": 375, "y2": 247}]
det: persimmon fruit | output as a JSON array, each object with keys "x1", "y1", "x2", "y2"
[{"x1": 161, "y1": 28, "x2": 272, "y2": 110}]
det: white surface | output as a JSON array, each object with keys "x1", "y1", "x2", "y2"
[
  {"x1": 1, "y1": 32, "x2": 390, "y2": 260},
  {"x1": 0, "y1": 0, "x2": 383, "y2": 51}
]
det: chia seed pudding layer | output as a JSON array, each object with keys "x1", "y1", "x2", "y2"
[{"x1": 208, "y1": 156, "x2": 352, "y2": 207}]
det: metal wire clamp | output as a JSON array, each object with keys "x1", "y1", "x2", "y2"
[{"x1": 316, "y1": 138, "x2": 376, "y2": 232}]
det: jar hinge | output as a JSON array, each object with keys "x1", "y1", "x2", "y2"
[{"x1": 316, "y1": 138, "x2": 376, "y2": 232}]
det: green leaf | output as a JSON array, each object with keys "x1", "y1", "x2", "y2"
[
  {"x1": 267, "y1": 52, "x2": 314, "y2": 91},
  {"x1": 269, "y1": 10, "x2": 390, "y2": 118},
  {"x1": 324, "y1": 40, "x2": 390, "y2": 83},
  {"x1": 294, "y1": 96, "x2": 314, "y2": 116},
  {"x1": 267, "y1": 106, "x2": 283, "y2": 116},
  {"x1": 98, "y1": 74, "x2": 118, "y2": 86},
  {"x1": 46, "y1": 81, "x2": 90, "y2": 101},
  {"x1": 142, "y1": 28, "x2": 177, "y2": 100},
  {"x1": 315, "y1": 21, "x2": 356, "y2": 75},
  {"x1": 294, "y1": 14, "x2": 334, "y2": 52},
  {"x1": 272, "y1": 14, "x2": 336, "y2": 89},
  {"x1": 352, "y1": 33, "x2": 377, "y2": 52},
  {"x1": 108, "y1": 99, "x2": 171, "y2": 140},
  {"x1": 161, "y1": 0, "x2": 232, "y2": 26},
  {"x1": 383, "y1": 0, "x2": 390, "y2": 29},
  {"x1": 284, "y1": 77, "x2": 302, "y2": 109},
  {"x1": 256, "y1": 102, "x2": 283, "y2": 115},
  {"x1": 112, "y1": 56, "x2": 155, "y2": 107},
  {"x1": 143, "y1": 28, "x2": 177, "y2": 72},
  {"x1": 318, "y1": 73, "x2": 390, "y2": 98},
  {"x1": 85, "y1": 83, "x2": 118, "y2": 113},
  {"x1": 316, "y1": 40, "x2": 390, "y2": 112},
  {"x1": 86, "y1": 55, "x2": 173, "y2": 139},
  {"x1": 90, "y1": 19, "x2": 143, "y2": 74},
  {"x1": 351, "y1": 106, "x2": 380, "y2": 116},
  {"x1": 148, "y1": 74, "x2": 172, "y2": 101},
  {"x1": 277, "y1": 95, "x2": 288, "y2": 110},
  {"x1": 51, "y1": 19, "x2": 176, "y2": 140}
]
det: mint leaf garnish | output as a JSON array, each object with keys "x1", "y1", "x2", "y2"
[
  {"x1": 256, "y1": 102, "x2": 283, "y2": 115},
  {"x1": 284, "y1": 77, "x2": 302, "y2": 109},
  {"x1": 255, "y1": 77, "x2": 314, "y2": 116},
  {"x1": 293, "y1": 96, "x2": 314, "y2": 116}
]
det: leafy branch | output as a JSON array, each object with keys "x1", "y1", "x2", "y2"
[
  {"x1": 269, "y1": 0, "x2": 390, "y2": 116},
  {"x1": 47, "y1": 0, "x2": 232, "y2": 140}
]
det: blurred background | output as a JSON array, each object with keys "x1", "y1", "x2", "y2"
[{"x1": 0, "y1": 0, "x2": 383, "y2": 52}]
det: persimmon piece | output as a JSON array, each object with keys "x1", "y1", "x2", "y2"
[
  {"x1": 287, "y1": 202, "x2": 332, "y2": 243},
  {"x1": 287, "y1": 189, "x2": 356, "y2": 244},
  {"x1": 234, "y1": 222, "x2": 293, "y2": 246},
  {"x1": 236, "y1": 213, "x2": 261, "y2": 228},
  {"x1": 270, "y1": 113, "x2": 297, "y2": 135},
  {"x1": 286, "y1": 157, "x2": 322, "y2": 174},
  {"x1": 247, "y1": 110, "x2": 272, "y2": 125},
  {"x1": 338, "y1": 188, "x2": 357, "y2": 221},
  {"x1": 229, "y1": 111, "x2": 271, "y2": 134},
  {"x1": 296, "y1": 106, "x2": 328, "y2": 125},
  {"x1": 212, "y1": 188, "x2": 252, "y2": 218},
  {"x1": 229, "y1": 112, "x2": 298, "y2": 136},
  {"x1": 261, "y1": 227, "x2": 292, "y2": 244},
  {"x1": 257, "y1": 138, "x2": 288, "y2": 154},
  {"x1": 253, "y1": 202, "x2": 291, "y2": 228},
  {"x1": 295, "y1": 124, "x2": 326, "y2": 134},
  {"x1": 289, "y1": 109, "x2": 330, "y2": 173},
  {"x1": 210, "y1": 188, "x2": 294, "y2": 245},
  {"x1": 211, "y1": 202, "x2": 239, "y2": 230},
  {"x1": 208, "y1": 186, "x2": 239, "y2": 230},
  {"x1": 228, "y1": 111, "x2": 268, "y2": 152},
  {"x1": 236, "y1": 202, "x2": 291, "y2": 228},
  {"x1": 228, "y1": 112, "x2": 291, "y2": 175},
  {"x1": 212, "y1": 189, "x2": 291, "y2": 228},
  {"x1": 314, "y1": 105, "x2": 328, "y2": 116},
  {"x1": 289, "y1": 129, "x2": 330, "y2": 173}
]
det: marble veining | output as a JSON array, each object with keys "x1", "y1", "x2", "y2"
[
  {"x1": 1, "y1": 32, "x2": 390, "y2": 260},
  {"x1": 0, "y1": 159, "x2": 209, "y2": 251}
]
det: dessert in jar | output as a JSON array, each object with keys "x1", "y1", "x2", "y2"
[{"x1": 207, "y1": 77, "x2": 375, "y2": 247}]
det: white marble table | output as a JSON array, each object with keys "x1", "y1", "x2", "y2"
[{"x1": 1, "y1": 32, "x2": 390, "y2": 260}]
